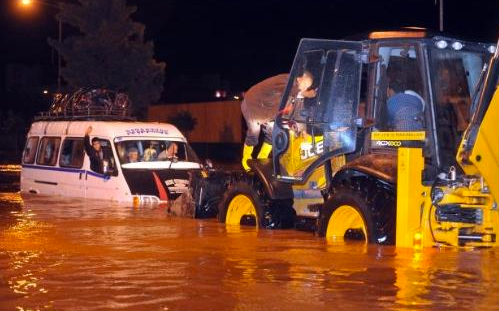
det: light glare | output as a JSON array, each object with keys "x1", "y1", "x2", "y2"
[
  {"x1": 451, "y1": 41, "x2": 463, "y2": 50},
  {"x1": 435, "y1": 40, "x2": 448, "y2": 49}
]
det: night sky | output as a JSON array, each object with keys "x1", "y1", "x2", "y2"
[{"x1": 1, "y1": 0, "x2": 499, "y2": 101}]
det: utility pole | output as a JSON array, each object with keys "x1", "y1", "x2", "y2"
[
  {"x1": 439, "y1": 0, "x2": 444, "y2": 32},
  {"x1": 57, "y1": 19, "x2": 62, "y2": 92}
]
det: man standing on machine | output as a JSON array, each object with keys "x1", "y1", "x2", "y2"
[{"x1": 240, "y1": 73, "x2": 289, "y2": 171}]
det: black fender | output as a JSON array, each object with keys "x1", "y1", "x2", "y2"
[
  {"x1": 327, "y1": 153, "x2": 397, "y2": 200},
  {"x1": 340, "y1": 153, "x2": 398, "y2": 185},
  {"x1": 247, "y1": 158, "x2": 294, "y2": 200},
  {"x1": 330, "y1": 168, "x2": 395, "y2": 197}
]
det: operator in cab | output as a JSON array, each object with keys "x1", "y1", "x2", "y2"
[{"x1": 386, "y1": 79, "x2": 425, "y2": 131}]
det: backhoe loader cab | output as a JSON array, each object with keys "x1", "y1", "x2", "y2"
[
  {"x1": 215, "y1": 30, "x2": 498, "y2": 247},
  {"x1": 273, "y1": 31, "x2": 493, "y2": 184}
]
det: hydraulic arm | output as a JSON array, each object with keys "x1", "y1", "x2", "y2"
[{"x1": 397, "y1": 37, "x2": 499, "y2": 248}]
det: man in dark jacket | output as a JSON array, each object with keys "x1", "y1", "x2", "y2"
[{"x1": 84, "y1": 126, "x2": 105, "y2": 173}]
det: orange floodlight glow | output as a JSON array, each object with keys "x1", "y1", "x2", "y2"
[{"x1": 368, "y1": 31, "x2": 426, "y2": 40}]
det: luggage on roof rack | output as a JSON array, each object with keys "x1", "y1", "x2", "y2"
[{"x1": 36, "y1": 88, "x2": 135, "y2": 121}]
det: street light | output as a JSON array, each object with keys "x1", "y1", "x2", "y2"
[{"x1": 18, "y1": 0, "x2": 63, "y2": 92}]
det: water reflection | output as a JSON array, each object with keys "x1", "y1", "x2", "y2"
[
  {"x1": 0, "y1": 165, "x2": 21, "y2": 193},
  {"x1": 0, "y1": 168, "x2": 499, "y2": 310}
]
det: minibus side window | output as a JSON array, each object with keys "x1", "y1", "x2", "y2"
[
  {"x1": 60, "y1": 138, "x2": 84, "y2": 168},
  {"x1": 23, "y1": 137, "x2": 39, "y2": 164},
  {"x1": 36, "y1": 137, "x2": 61, "y2": 166},
  {"x1": 97, "y1": 139, "x2": 118, "y2": 176}
]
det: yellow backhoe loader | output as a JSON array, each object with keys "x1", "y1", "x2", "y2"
[{"x1": 198, "y1": 29, "x2": 499, "y2": 248}]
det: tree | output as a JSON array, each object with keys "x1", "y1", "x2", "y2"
[
  {"x1": 48, "y1": 0, "x2": 166, "y2": 118},
  {"x1": 168, "y1": 111, "x2": 198, "y2": 138}
]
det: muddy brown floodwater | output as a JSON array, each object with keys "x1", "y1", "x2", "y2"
[{"x1": 1, "y1": 164, "x2": 499, "y2": 311}]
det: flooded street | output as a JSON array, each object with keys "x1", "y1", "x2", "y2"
[{"x1": 1, "y1": 165, "x2": 499, "y2": 310}]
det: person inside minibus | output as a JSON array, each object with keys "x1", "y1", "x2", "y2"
[
  {"x1": 127, "y1": 147, "x2": 140, "y2": 163},
  {"x1": 143, "y1": 142, "x2": 158, "y2": 161},
  {"x1": 157, "y1": 142, "x2": 178, "y2": 161}
]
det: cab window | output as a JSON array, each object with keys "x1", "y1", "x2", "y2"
[
  {"x1": 282, "y1": 49, "x2": 323, "y2": 123},
  {"x1": 432, "y1": 49, "x2": 488, "y2": 132},
  {"x1": 430, "y1": 48, "x2": 490, "y2": 169},
  {"x1": 36, "y1": 137, "x2": 61, "y2": 166},
  {"x1": 60, "y1": 138, "x2": 85, "y2": 168},
  {"x1": 375, "y1": 45, "x2": 426, "y2": 132},
  {"x1": 23, "y1": 137, "x2": 39, "y2": 164}
]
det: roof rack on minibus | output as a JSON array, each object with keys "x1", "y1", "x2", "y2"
[
  {"x1": 37, "y1": 88, "x2": 137, "y2": 121},
  {"x1": 34, "y1": 108, "x2": 137, "y2": 121}
]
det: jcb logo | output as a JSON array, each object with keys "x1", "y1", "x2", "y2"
[
  {"x1": 375, "y1": 140, "x2": 402, "y2": 147},
  {"x1": 300, "y1": 141, "x2": 324, "y2": 160}
]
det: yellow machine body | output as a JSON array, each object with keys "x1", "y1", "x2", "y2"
[
  {"x1": 395, "y1": 148, "x2": 425, "y2": 248},
  {"x1": 278, "y1": 130, "x2": 346, "y2": 216},
  {"x1": 279, "y1": 130, "x2": 345, "y2": 183},
  {"x1": 396, "y1": 146, "x2": 499, "y2": 248}
]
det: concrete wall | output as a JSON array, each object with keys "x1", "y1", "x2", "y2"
[{"x1": 148, "y1": 100, "x2": 243, "y2": 143}]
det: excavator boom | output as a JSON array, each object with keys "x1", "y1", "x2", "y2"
[{"x1": 458, "y1": 38, "x2": 499, "y2": 199}]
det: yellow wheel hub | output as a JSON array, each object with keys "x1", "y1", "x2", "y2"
[
  {"x1": 326, "y1": 205, "x2": 367, "y2": 241},
  {"x1": 226, "y1": 194, "x2": 257, "y2": 225}
]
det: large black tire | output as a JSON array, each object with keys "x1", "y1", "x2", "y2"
[
  {"x1": 218, "y1": 180, "x2": 295, "y2": 229},
  {"x1": 318, "y1": 177, "x2": 395, "y2": 245}
]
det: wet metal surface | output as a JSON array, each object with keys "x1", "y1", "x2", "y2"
[{"x1": 1, "y1": 165, "x2": 499, "y2": 310}]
